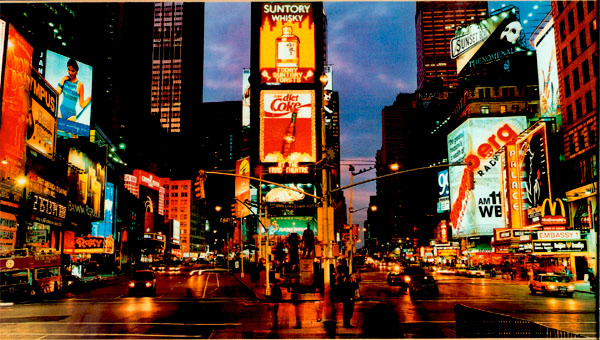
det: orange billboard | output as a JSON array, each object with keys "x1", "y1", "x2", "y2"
[
  {"x1": 260, "y1": 90, "x2": 316, "y2": 166},
  {"x1": 260, "y1": 3, "x2": 315, "y2": 84}
]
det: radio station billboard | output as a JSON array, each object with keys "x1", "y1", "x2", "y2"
[
  {"x1": 44, "y1": 50, "x2": 93, "y2": 137},
  {"x1": 260, "y1": 90, "x2": 316, "y2": 165},
  {"x1": 259, "y1": 2, "x2": 315, "y2": 84},
  {"x1": 447, "y1": 116, "x2": 527, "y2": 238}
]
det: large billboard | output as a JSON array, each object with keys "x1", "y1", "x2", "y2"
[
  {"x1": 447, "y1": 116, "x2": 527, "y2": 238},
  {"x1": 66, "y1": 144, "x2": 106, "y2": 221},
  {"x1": 0, "y1": 24, "x2": 32, "y2": 182},
  {"x1": 260, "y1": 90, "x2": 316, "y2": 165},
  {"x1": 266, "y1": 215, "x2": 317, "y2": 236},
  {"x1": 27, "y1": 70, "x2": 57, "y2": 158},
  {"x1": 44, "y1": 50, "x2": 93, "y2": 137},
  {"x1": 452, "y1": 7, "x2": 526, "y2": 74},
  {"x1": 501, "y1": 122, "x2": 551, "y2": 228},
  {"x1": 259, "y1": 3, "x2": 315, "y2": 84},
  {"x1": 91, "y1": 182, "x2": 115, "y2": 238},
  {"x1": 242, "y1": 68, "x2": 251, "y2": 127},
  {"x1": 534, "y1": 25, "x2": 561, "y2": 123}
]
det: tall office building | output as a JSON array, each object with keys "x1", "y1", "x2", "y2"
[
  {"x1": 150, "y1": 2, "x2": 204, "y2": 134},
  {"x1": 551, "y1": 1, "x2": 597, "y2": 230},
  {"x1": 415, "y1": 1, "x2": 488, "y2": 91}
]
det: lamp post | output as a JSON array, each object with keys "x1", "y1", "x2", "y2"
[{"x1": 319, "y1": 71, "x2": 334, "y2": 320}]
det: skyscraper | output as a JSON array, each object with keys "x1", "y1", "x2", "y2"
[
  {"x1": 415, "y1": 1, "x2": 488, "y2": 91},
  {"x1": 150, "y1": 2, "x2": 204, "y2": 135}
]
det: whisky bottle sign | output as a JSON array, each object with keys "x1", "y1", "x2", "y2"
[{"x1": 260, "y1": 3, "x2": 315, "y2": 84}]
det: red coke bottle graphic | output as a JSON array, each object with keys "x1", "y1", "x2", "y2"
[{"x1": 281, "y1": 111, "x2": 297, "y2": 158}]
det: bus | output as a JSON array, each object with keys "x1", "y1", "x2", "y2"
[{"x1": 0, "y1": 249, "x2": 62, "y2": 300}]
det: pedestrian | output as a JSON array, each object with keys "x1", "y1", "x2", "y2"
[
  {"x1": 270, "y1": 280, "x2": 283, "y2": 330},
  {"x1": 291, "y1": 291, "x2": 303, "y2": 329},
  {"x1": 302, "y1": 223, "x2": 315, "y2": 258},
  {"x1": 341, "y1": 273, "x2": 359, "y2": 328}
]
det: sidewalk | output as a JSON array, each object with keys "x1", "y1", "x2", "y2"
[{"x1": 230, "y1": 271, "x2": 363, "y2": 339}]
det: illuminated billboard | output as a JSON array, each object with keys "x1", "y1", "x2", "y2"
[
  {"x1": 242, "y1": 68, "x2": 251, "y2": 127},
  {"x1": 453, "y1": 7, "x2": 526, "y2": 74},
  {"x1": 0, "y1": 24, "x2": 32, "y2": 182},
  {"x1": 91, "y1": 182, "x2": 115, "y2": 238},
  {"x1": 235, "y1": 157, "x2": 251, "y2": 218},
  {"x1": 27, "y1": 70, "x2": 57, "y2": 158},
  {"x1": 66, "y1": 145, "x2": 106, "y2": 221},
  {"x1": 534, "y1": 26, "x2": 561, "y2": 122},
  {"x1": 447, "y1": 116, "x2": 527, "y2": 238},
  {"x1": 260, "y1": 90, "x2": 316, "y2": 166},
  {"x1": 44, "y1": 50, "x2": 93, "y2": 137},
  {"x1": 260, "y1": 2, "x2": 315, "y2": 84},
  {"x1": 266, "y1": 216, "x2": 317, "y2": 236},
  {"x1": 501, "y1": 122, "x2": 551, "y2": 228}
]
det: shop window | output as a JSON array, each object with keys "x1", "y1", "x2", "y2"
[
  {"x1": 512, "y1": 105, "x2": 519, "y2": 113},
  {"x1": 480, "y1": 106, "x2": 489, "y2": 114},
  {"x1": 500, "y1": 105, "x2": 507, "y2": 113}
]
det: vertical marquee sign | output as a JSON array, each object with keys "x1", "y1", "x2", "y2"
[{"x1": 260, "y1": 3, "x2": 315, "y2": 84}]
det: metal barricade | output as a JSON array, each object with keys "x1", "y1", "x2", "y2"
[{"x1": 455, "y1": 304, "x2": 584, "y2": 338}]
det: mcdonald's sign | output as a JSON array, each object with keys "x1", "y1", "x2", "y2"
[{"x1": 541, "y1": 198, "x2": 567, "y2": 226}]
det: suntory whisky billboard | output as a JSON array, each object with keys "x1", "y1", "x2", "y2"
[
  {"x1": 259, "y1": 3, "x2": 315, "y2": 84},
  {"x1": 259, "y1": 90, "x2": 316, "y2": 168}
]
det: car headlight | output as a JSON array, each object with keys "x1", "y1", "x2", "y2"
[
  {"x1": 129, "y1": 282, "x2": 135, "y2": 288},
  {"x1": 568, "y1": 285, "x2": 575, "y2": 290},
  {"x1": 404, "y1": 276, "x2": 411, "y2": 283},
  {"x1": 394, "y1": 265, "x2": 400, "y2": 272},
  {"x1": 145, "y1": 282, "x2": 152, "y2": 288},
  {"x1": 548, "y1": 284, "x2": 555, "y2": 289}
]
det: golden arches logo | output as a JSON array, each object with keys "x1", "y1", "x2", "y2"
[{"x1": 541, "y1": 198, "x2": 566, "y2": 217}]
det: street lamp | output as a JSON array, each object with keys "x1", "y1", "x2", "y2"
[{"x1": 348, "y1": 165, "x2": 375, "y2": 273}]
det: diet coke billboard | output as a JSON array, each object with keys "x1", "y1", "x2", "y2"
[{"x1": 259, "y1": 90, "x2": 316, "y2": 164}]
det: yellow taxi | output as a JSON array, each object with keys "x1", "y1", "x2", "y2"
[{"x1": 529, "y1": 273, "x2": 575, "y2": 297}]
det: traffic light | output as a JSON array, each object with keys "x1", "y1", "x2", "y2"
[
  {"x1": 231, "y1": 203, "x2": 237, "y2": 218},
  {"x1": 194, "y1": 170, "x2": 206, "y2": 199}
]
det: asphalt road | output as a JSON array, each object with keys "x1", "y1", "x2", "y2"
[{"x1": 0, "y1": 267, "x2": 596, "y2": 339}]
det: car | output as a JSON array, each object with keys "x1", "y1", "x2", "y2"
[
  {"x1": 434, "y1": 266, "x2": 456, "y2": 275},
  {"x1": 407, "y1": 274, "x2": 439, "y2": 297},
  {"x1": 465, "y1": 267, "x2": 486, "y2": 278},
  {"x1": 394, "y1": 266, "x2": 427, "y2": 291},
  {"x1": 386, "y1": 264, "x2": 403, "y2": 285},
  {"x1": 529, "y1": 273, "x2": 575, "y2": 297},
  {"x1": 166, "y1": 265, "x2": 182, "y2": 275},
  {"x1": 455, "y1": 264, "x2": 468, "y2": 276},
  {"x1": 189, "y1": 267, "x2": 230, "y2": 276},
  {"x1": 151, "y1": 262, "x2": 167, "y2": 272},
  {"x1": 129, "y1": 270, "x2": 157, "y2": 296}
]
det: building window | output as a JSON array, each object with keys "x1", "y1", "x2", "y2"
[
  {"x1": 562, "y1": 47, "x2": 569, "y2": 66},
  {"x1": 566, "y1": 104, "x2": 574, "y2": 124},
  {"x1": 478, "y1": 88, "x2": 491, "y2": 98},
  {"x1": 572, "y1": 68, "x2": 580, "y2": 90},
  {"x1": 481, "y1": 106, "x2": 489, "y2": 114},
  {"x1": 589, "y1": 126, "x2": 596, "y2": 146},
  {"x1": 512, "y1": 105, "x2": 519, "y2": 113},
  {"x1": 577, "y1": 1, "x2": 585, "y2": 23},
  {"x1": 591, "y1": 20, "x2": 598, "y2": 43},
  {"x1": 575, "y1": 98, "x2": 583, "y2": 119},
  {"x1": 570, "y1": 39, "x2": 578, "y2": 59},
  {"x1": 557, "y1": 1, "x2": 564, "y2": 12},
  {"x1": 500, "y1": 105, "x2": 507, "y2": 113},
  {"x1": 580, "y1": 30, "x2": 587, "y2": 52},
  {"x1": 559, "y1": 20, "x2": 567, "y2": 41},
  {"x1": 579, "y1": 133, "x2": 586, "y2": 150},
  {"x1": 582, "y1": 59, "x2": 590, "y2": 83},
  {"x1": 570, "y1": 137, "x2": 576, "y2": 154},
  {"x1": 568, "y1": 10, "x2": 575, "y2": 33},
  {"x1": 589, "y1": 0, "x2": 596, "y2": 13},
  {"x1": 564, "y1": 75, "x2": 571, "y2": 97},
  {"x1": 585, "y1": 91, "x2": 593, "y2": 113}
]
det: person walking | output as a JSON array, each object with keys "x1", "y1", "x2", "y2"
[
  {"x1": 269, "y1": 280, "x2": 283, "y2": 330},
  {"x1": 341, "y1": 273, "x2": 359, "y2": 328},
  {"x1": 302, "y1": 223, "x2": 315, "y2": 258}
]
